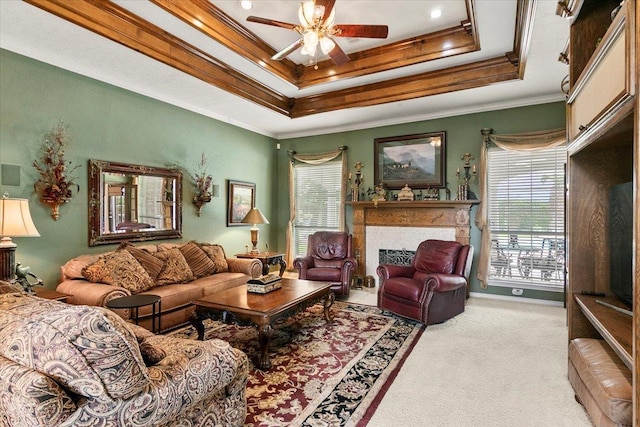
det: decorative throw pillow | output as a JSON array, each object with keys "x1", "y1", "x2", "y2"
[
  {"x1": 82, "y1": 250, "x2": 154, "y2": 294},
  {"x1": 138, "y1": 341, "x2": 166, "y2": 366},
  {"x1": 200, "y1": 243, "x2": 229, "y2": 273},
  {"x1": 178, "y1": 241, "x2": 215, "y2": 278},
  {"x1": 154, "y1": 248, "x2": 194, "y2": 285},
  {"x1": 120, "y1": 243, "x2": 165, "y2": 281}
]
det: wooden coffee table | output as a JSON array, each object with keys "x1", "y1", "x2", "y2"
[{"x1": 191, "y1": 279, "x2": 335, "y2": 369}]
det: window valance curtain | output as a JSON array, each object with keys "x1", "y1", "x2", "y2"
[
  {"x1": 474, "y1": 128, "x2": 566, "y2": 288},
  {"x1": 286, "y1": 146, "x2": 348, "y2": 268}
]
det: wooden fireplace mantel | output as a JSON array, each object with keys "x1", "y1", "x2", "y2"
[{"x1": 346, "y1": 200, "x2": 478, "y2": 276}]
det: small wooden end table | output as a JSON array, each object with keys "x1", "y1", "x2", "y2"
[
  {"x1": 34, "y1": 287, "x2": 71, "y2": 302},
  {"x1": 191, "y1": 279, "x2": 334, "y2": 370},
  {"x1": 106, "y1": 294, "x2": 162, "y2": 333},
  {"x1": 236, "y1": 252, "x2": 287, "y2": 276}
]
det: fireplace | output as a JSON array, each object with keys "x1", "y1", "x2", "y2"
[
  {"x1": 379, "y1": 249, "x2": 415, "y2": 266},
  {"x1": 366, "y1": 225, "x2": 456, "y2": 285},
  {"x1": 347, "y1": 201, "x2": 476, "y2": 279}
]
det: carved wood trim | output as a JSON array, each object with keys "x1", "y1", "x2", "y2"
[{"x1": 347, "y1": 201, "x2": 477, "y2": 276}]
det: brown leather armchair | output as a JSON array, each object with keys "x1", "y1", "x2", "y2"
[
  {"x1": 377, "y1": 239, "x2": 474, "y2": 325},
  {"x1": 293, "y1": 231, "x2": 357, "y2": 297}
]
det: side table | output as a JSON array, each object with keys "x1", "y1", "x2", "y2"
[
  {"x1": 106, "y1": 294, "x2": 162, "y2": 333},
  {"x1": 34, "y1": 287, "x2": 71, "y2": 302},
  {"x1": 236, "y1": 252, "x2": 287, "y2": 276}
]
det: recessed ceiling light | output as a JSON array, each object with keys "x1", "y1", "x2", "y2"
[
  {"x1": 430, "y1": 8, "x2": 442, "y2": 19},
  {"x1": 240, "y1": 1, "x2": 253, "y2": 10}
]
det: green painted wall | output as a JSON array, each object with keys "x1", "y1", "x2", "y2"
[
  {"x1": 276, "y1": 102, "x2": 567, "y2": 302},
  {"x1": 0, "y1": 49, "x2": 277, "y2": 287},
  {"x1": 1, "y1": 48, "x2": 568, "y2": 303}
]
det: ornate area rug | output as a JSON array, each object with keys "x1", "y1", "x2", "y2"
[{"x1": 171, "y1": 301, "x2": 424, "y2": 427}]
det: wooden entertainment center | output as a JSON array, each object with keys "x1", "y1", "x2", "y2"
[{"x1": 559, "y1": 0, "x2": 638, "y2": 425}]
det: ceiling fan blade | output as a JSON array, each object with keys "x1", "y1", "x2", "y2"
[
  {"x1": 328, "y1": 42, "x2": 350, "y2": 66},
  {"x1": 247, "y1": 16, "x2": 297, "y2": 30},
  {"x1": 333, "y1": 24, "x2": 389, "y2": 39},
  {"x1": 316, "y1": 0, "x2": 336, "y2": 24},
  {"x1": 272, "y1": 38, "x2": 304, "y2": 61}
]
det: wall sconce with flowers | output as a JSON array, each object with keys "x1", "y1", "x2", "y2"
[
  {"x1": 33, "y1": 120, "x2": 80, "y2": 221},
  {"x1": 188, "y1": 153, "x2": 214, "y2": 217}
]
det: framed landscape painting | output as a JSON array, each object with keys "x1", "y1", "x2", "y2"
[
  {"x1": 374, "y1": 132, "x2": 446, "y2": 189},
  {"x1": 227, "y1": 180, "x2": 255, "y2": 226}
]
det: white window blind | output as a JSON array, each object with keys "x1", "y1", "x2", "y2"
[
  {"x1": 137, "y1": 175, "x2": 165, "y2": 229},
  {"x1": 293, "y1": 161, "x2": 342, "y2": 258},
  {"x1": 487, "y1": 144, "x2": 566, "y2": 290}
]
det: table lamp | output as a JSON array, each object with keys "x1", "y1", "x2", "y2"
[
  {"x1": 241, "y1": 207, "x2": 269, "y2": 254},
  {"x1": 0, "y1": 193, "x2": 40, "y2": 282}
]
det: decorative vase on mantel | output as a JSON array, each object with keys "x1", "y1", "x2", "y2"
[{"x1": 193, "y1": 192, "x2": 212, "y2": 217}]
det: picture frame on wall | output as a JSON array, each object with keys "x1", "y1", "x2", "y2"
[
  {"x1": 374, "y1": 132, "x2": 446, "y2": 189},
  {"x1": 227, "y1": 180, "x2": 255, "y2": 226}
]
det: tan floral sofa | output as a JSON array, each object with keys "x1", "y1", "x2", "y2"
[
  {"x1": 56, "y1": 241, "x2": 262, "y2": 332},
  {"x1": 0, "y1": 287, "x2": 249, "y2": 427}
]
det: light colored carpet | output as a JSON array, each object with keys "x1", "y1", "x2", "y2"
[{"x1": 346, "y1": 290, "x2": 592, "y2": 427}]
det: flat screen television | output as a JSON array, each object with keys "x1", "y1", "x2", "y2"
[{"x1": 609, "y1": 182, "x2": 633, "y2": 309}]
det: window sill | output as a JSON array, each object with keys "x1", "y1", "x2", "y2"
[{"x1": 488, "y1": 278, "x2": 564, "y2": 293}]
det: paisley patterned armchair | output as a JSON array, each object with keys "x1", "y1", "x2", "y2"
[{"x1": 0, "y1": 288, "x2": 248, "y2": 427}]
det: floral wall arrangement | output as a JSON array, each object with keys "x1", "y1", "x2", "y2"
[
  {"x1": 188, "y1": 153, "x2": 213, "y2": 216},
  {"x1": 33, "y1": 120, "x2": 80, "y2": 220}
]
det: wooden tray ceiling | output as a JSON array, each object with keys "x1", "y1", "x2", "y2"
[{"x1": 23, "y1": 0, "x2": 535, "y2": 119}]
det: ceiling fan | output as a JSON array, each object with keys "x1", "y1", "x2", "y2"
[{"x1": 247, "y1": 0, "x2": 389, "y2": 67}]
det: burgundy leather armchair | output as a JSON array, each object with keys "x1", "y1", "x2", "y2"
[
  {"x1": 377, "y1": 239, "x2": 474, "y2": 325},
  {"x1": 293, "y1": 232, "x2": 357, "y2": 297}
]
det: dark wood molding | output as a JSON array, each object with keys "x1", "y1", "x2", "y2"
[
  {"x1": 24, "y1": 0, "x2": 534, "y2": 118},
  {"x1": 292, "y1": 56, "x2": 519, "y2": 118},
  {"x1": 513, "y1": 0, "x2": 537, "y2": 78}
]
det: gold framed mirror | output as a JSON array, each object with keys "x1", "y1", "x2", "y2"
[{"x1": 88, "y1": 160, "x2": 182, "y2": 246}]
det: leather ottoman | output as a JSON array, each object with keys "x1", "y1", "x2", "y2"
[{"x1": 568, "y1": 338, "x2": 632, "y2": 427}]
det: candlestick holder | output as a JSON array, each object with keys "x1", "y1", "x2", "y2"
[
  {"x1": 349, "y1": 161, "x2": 364, "y2": 201},
  {"x1": 455, "y1": 153, "x2": 477, "y2": 200}
]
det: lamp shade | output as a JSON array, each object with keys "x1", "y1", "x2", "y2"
[
  {"x1": 0, "y1": 197, "x2": 40, "y2": 243},
  {"x1": 241, "y1": 207, "x2": 269, "y2": 225}
]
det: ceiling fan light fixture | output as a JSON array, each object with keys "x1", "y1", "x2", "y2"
[
  {"x1": 301, "y1": 30, "x2": 319, "y2": 55},
  {"x1": 299, "y1": 1, "x2": 324, "y2": 27},
  {"x1": 250, "y1": 0, "x2": 382, "y2": 66},
  {"x1": 319, "y1": 36, "x2": 335, "y2": 54},
  {"x1": 239, "y1": 1, "x2": 253, "y2": 11}
]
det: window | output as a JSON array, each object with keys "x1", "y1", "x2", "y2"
[
  {"x1": 292, "y1": 160, "x2": 343, "y2": 258},
  {"x1": 487, "y1": 145, "x2": 566, "y2": 290},
  {"x1": 137, "y1": 175, "x2": 164, "y2": 228}
]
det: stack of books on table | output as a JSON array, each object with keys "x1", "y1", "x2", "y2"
[{"x1": 247, "y1": 274, "x2": 282, "y2": 294}]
